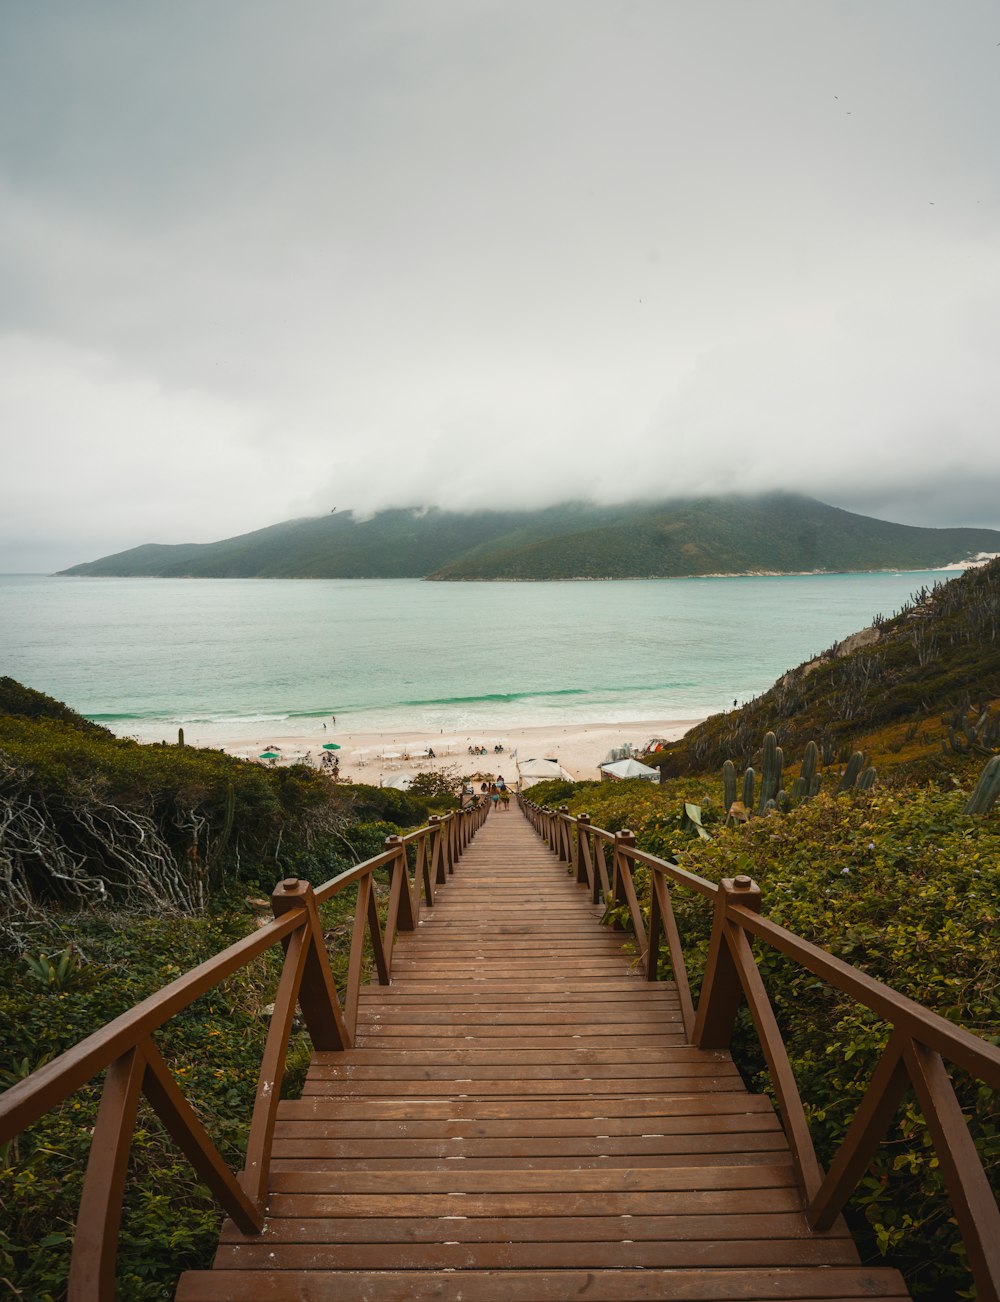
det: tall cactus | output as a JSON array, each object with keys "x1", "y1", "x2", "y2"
[
  {"x1": 757, "y1": 732, "x2": 783, "y2": 815},
  {"x1": 742, "y1": 766, "x2": 756, "y2": 811},
  {"x1": 178, "y1": 727, "x2": 185, "y2": 747},
  {"x1": 802, "y1": 740, "x2": 819, "y2": 794},
  {"x1": 722, "y1": 760, "x2": 737, "y2": 814},
  {"x1": 965, "y1": 755, "x2": 1000, "y2": 816},
  {"x1": 837, "y1": 752, "x2": 866, "y2": 793}
]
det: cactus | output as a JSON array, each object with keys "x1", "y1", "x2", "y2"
[
  {"x1": 723, "y1": 734, "x2": 864, "y2": 821},
  {"x1": 837, "y1": 752, "x2": 865, "y2": 793},
  {"x1": 757, "y1": 732, "x2": 782, "y2": 815},
  {"x1": 742, "y1": 766, "x2": 756, "y2": 811},
  {"x1": 945, "y1": 706, "x2": 999, "y2": 755},
  {"x1": 178, "y1": 727, "x2": 185, "y2": 747},
  {"x1": 722, "y1": 760, "x2": 737, "y2": 815},
  {"x1": 965, "y1": 755, "x2": 1000, "y2": 816},
  {"x1": 801, "y1": 741, "x2": 818, "y2": 789}
]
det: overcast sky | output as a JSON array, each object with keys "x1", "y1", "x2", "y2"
[{"x1": 2, "y1": 1, "x2": 999, "y2": 571}]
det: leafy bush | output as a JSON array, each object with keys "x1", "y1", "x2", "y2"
[
  {"x1": 406, "y1": 768, "x2": 462, "y2": 808},
  {"x1": 0, "y1": 675, "x2": 109, "y2": 736},
  {"x1": 547, "y1": 778, "x2": 1000, "y2": 1298},
  {"x1": 0, "y1": 694, "x2": 438, "y2": 946},
  {"x1": 0, "y1": 902, "x2": 292, "y2": 1299}
]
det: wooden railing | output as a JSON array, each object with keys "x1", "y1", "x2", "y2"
[
  {"x1": 0, "y1": 803, "x2": 488, "y2": 1300},
  {"x1": 521, "y1": 796, "x2": 1000, "y2": 1301}
]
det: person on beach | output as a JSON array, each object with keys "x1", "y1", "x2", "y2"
[
  {"x1": 490, "y1": 784, "x2": 500, "y2": 811},
  {"x1": 500, "y1": 788, "x2": 510, "y2": 811}
]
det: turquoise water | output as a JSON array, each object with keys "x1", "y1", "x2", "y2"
[{"x1": 0, "y1": 571, "x2": 947, "y2": 744}]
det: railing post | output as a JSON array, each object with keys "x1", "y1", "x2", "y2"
[
  {"x1": 384, "y1": 835, "x2": 415, "y2": 932},
  {"x1": 429, "y1": 815, "x2": 446, "y2": 885},
  {"x1": 612, "y1": 830, "x2": 647, "y2": 956},
  {"x1": 576, "y1": 814, "x2": 591, "y2": 887},
  {"x1": 693, "y1": 875, "x2": 762, "y2": 1049},
  {"x1": 612, "y1": 829, "x2": 636, "y2": 910},
  {"x1": 68, "y1": 1046, "x2": 147, "y2": 1301},
  {"x1": 558, "y1": 806, "x2": 570, "y2": 863},
  {"x1": 271, "y1": 878, "x2": 351, "y2": 1050}
]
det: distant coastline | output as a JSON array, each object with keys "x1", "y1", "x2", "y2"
[{"x1": 55, "y1": 493, "x2": 1000, "y2": 582}]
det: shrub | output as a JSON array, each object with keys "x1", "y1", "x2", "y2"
[{"x1": 552, "y1": 779, "x2": 1000, "y2": 1299}]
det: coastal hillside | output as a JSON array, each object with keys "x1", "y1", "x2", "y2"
[
  {"x1": 648, "y1": 556, "x2": 1000, "y2": 779},
  {"x1": 59, "y1": 493, "x2": 1000, "y2": 580}
]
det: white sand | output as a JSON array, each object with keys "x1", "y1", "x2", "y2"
[{"x1": 217, "y1": 716, "x2": 706, "y2": 783}]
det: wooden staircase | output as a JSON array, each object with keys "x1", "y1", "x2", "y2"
[{"x1": 176, "y1": 809, "x2": 910, "y2": 1300}]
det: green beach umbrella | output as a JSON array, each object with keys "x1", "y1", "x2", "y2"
[
  {"x1": 322, "y1": 742, "x2": 341, "y2": 751},
  {"x1": 259, "y1": 750, "x2": 280, "y2": 760}
]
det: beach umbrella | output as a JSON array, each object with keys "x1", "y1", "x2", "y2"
[
  {"x1": 322, "y1": 743, "x2": 341, "y2": 751},
  {"x1": 259, "y1": 750, "x2": 280, "y2": 760}
]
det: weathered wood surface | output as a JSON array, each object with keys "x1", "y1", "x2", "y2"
[{"x1": 177, "y1": 810, "x2": 909, "y2": 1300}]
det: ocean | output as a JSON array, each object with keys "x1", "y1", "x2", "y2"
[{"x1": 0, "y1": 571, "x2": 949, "y2": 746}]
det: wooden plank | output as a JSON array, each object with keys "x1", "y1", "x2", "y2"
[
  {"x1": 311, "y1": 1045, "x2": 704, "y2": 1066},
  {"x1": 267, "y1": 1152, "x2": 796, "y2": 1173},
  {"x1": 355, "y1": 1032, "x2": 689, "y2": 1049},
  {"x1": 256, "y1": 1187, "x2": 807, "y2": 1218},
  {"x1": 269, "y1": 1134, "x2": 792, "y2": 1160},
  {"x1": 300, "y1": 1076, "x2": 746, "y2": 1097},
  {"x1": 272, "y1": 1110, "x2": 783, "y2": 1136},
  {"x1": 207, "y1": 1241, "x2": 873, "y2": 1270},
  {"x1": 219, "y1": 1213, "x2": 849, "y2": 1245},
  {"x1": 178, "y1": 1268, "x2": 911, "y2": 1300},
  {"x1": 264, "y1": 1164, "x2": 797, "y2": 1194},
  {"x1": 356, "y1": 980, "x2": 661, "y2": 994},
  {"x1": 275, "y1": 1092, "x2": 777, "y2": 1120}
]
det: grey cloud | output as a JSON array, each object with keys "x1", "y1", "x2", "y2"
[{"x1": 1, "y1": 0, "x2": 999, "y2": 570}]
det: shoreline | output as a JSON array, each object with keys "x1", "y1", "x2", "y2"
[{"x1": 209, "y1": 716, "x2": 707, "y2": 783}]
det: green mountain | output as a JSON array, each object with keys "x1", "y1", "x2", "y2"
[{"x1": 58, "y1": 494, "x2": 1000, "y2": 580}]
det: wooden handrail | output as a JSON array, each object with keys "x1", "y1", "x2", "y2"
[
  {"x1": 0, "y1": 801, "x2": 488, "y2": 1300},
  {"x1": 520, "y1": 796, "x2": 1000, "y2": 1300}
]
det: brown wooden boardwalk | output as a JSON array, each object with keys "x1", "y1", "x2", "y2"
[{"x1": 177, "y1": 809, "x2": 910, "y2": 1301}]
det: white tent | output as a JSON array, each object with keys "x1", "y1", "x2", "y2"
[
  {"x1": 600, "y1": 757, "x2": 660, "y2": 783},
  {"x1": 382, "y1": 772, "x2": 416, "y2": 791},
  {"x1": 516, "y1": 757, "x2": 576, "y2": 788}
]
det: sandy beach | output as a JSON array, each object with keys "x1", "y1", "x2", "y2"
[{"x1": 216, "y1": 716, "x2": 706, "y2": 784}]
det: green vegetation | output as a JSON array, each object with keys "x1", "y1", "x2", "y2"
[
  {"x1": 58, "y1": 493, "x2": 1000, "y2": 581},
  {"x1": 528, "y1": 773, "x2": 999, "y2": 1299},
  {"x1": 525, "y1": 562, "x2": 1000, "y2": 1299},
  {"x1": 650, "y1": 557, "x2": 1000, "y2": 783},
  {"x1": 0, "y1": 678, "x2": 457, "y2": 941},
  {"x1": 0, "y1": 678, "x2": 461, "y2": 1299},
  {"x1": 0, "y1": 905, "x2": 298, "y2": 1299}
]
